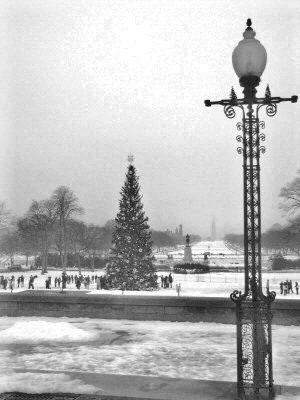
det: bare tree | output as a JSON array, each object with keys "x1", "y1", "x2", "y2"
[
  {"x1": 284, "y1": 216, "x2": 300, "y2": 255},
  {"x1": 51, "y1": 186, "x2": 83, "y2": 272},
  {"x1": 262, "y1": 227, "x2": 290, "y2": 255},
  {"x1": 67, "y1": 219, "x2": 87, "y2": 275},
  {"x1": 24, "y1": 199, "x2": 57, "y2": 274},
  {"x1": 17, "y1": 218, "x2": 39, "y2": 267},
  {"x1": 0, "y1": 201, "x2": 10, "y2": 226},
  {"x1": 0, "y1": 230, "x2": 19, "y2": 266},
  {"x1": 279, "y1": 170, "x2": 300, "y2": 216},
  {"x1": 85, "y1": 224, "x2": 106, "y2": 271}
]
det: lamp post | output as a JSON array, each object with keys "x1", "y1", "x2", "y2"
[{"x1": 205, "y1": 19, "x2": 297, "y2": 399}]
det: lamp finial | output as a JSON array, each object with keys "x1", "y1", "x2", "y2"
[
  {"x1": 265, "y1": 84, "x2": 271, "y2": 100},
  {"x1": 230, "y1": 87, "x2": 238, "y2": 104},
  {"x1": 246, "y1": 19, "x2": 252, "y2": 30}
]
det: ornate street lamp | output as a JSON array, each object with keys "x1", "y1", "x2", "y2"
[{"x1": 205, "y1": 19, "x2": 297, "y2": 399}]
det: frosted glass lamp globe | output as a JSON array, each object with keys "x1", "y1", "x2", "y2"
[{"x1": 232, "y1": 19, "x2": 267, "y2": 80}]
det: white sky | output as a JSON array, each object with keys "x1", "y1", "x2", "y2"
[{"x1": 0, "y1": 0, "x2": 299, "y2": 237}]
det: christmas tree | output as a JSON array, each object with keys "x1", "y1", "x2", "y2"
[{"x1": 106, "y1": 161, "x2": 157, "y2": 290}]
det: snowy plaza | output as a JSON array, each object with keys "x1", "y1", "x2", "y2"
[
  {"x1": 1, "y1": 262, "x2": 300, "y2": 399},
  {"x1": 2, "y1": 268, "x2": 300, "y2": 300},
  {"x1": 1, "y1": 239, "x2": 300, "y2": 398},
  {"x1": 0, "y1": 316, "x2": 299, "y2": 399}
]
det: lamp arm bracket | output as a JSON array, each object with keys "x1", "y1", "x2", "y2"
[{"x1": 205, "y1": 95, "x2": 298, "y2": 108}]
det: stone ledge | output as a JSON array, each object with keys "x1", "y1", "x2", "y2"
[
  {"x1": 0, "y1": 293, "x2": 300, "y2": 325},
  {"x1": 0, "y1": 372, "x2": 297, "y2": 400}
]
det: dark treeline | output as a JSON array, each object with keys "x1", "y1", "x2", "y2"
[
  {"x1": 225, "y1": 170, "x2": 300, "y2": 257},
  {"x1": 151, "y1": 231, "x2": 201, "y2": 250},
  {"x1": 0, "y1": 186, "x2": 201, "y2": 273},
  {"x1": 225, "y1": 218, "x2": 300, "y2": 256},
  {"x1": 35, "y1": 253, "x2": 109, "y2": 270},
  {"x1": 0, "y1": 186, "x2": 116, "y2": 274}
]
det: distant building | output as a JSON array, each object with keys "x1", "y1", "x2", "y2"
[
  {"x1": 178, "y1": 224, "x2": 183, "y2": 238},
  {"x1": 164, "y1": 224, "x2": 184, "y2": 243}
]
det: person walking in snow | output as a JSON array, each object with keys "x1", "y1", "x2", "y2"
[
  {"x1": 9, "y1": 276, "x2": 15, "y2": 293},
  {"x1": 279, "y1": 281, "x2": 283, "y2": 294},
  {"x1": 169, "y1": 273, "x2": 173, "y2": 288},
  {"x1": 76, "y1": 278, "x2": 81, "y2": 289},
  {"x1": 28, "y1": 275, "x2": 35, "y2": 290},
  {"x1": 96, "y1": 276, "x2": 101, "y2": 290},
  {"x1": 295, "y1": 282, "x2": 299, "y2": 295},
  {"x1": 61, "y1": 272, "x2": 67, "y2": 291}
]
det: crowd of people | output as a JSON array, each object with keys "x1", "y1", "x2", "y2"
[
  {"x1": 0, "y1": 275, "x2": 27, "y2": 292},
  {"x1": 0, "y1": 272, "x2": 300, "y2": 296},
  {"x1": 0, "y1": 272, "x2": 117, "y2": 292},
  {"x1": 160, "y1": 273, "x2": 173, "y2": 288},
  {"x1": 46, "y1": 273, "x2": 114, "y2": 290},
  {"x1": 279, "y1": 279, "x2": 299, "y2": 295}
]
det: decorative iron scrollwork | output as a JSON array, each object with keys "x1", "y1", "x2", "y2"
[
  {"x1": 259, "y1": 146, "x2": 266, "y2": 154},
  {"x1": 266, "y1": 103, "x2": 277, "y2": 117},
  {"x1": 224, "y1": 104, "x2": 236, "y2": 119},
  {"x1": 204, "y1": 87, "x2": 298, "y2": 400},
  {"x1": 259, "y1": 133, "x2": 266, "y2": 141},
  {"x1": 259, "y1": 121, "x2": 265, "y2": 130},
  {"x1": 236, "y1": 122, "x2": 243, "y2": 131},
  {"x1": 230, "y1": 289, "x2": 243, "y2": 302},
  {"x1": 265, "y1": 291, "x2": 276, "y2": 304}
]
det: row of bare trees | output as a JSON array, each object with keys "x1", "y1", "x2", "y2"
[
  {"x1": 225, "y1": 221, "x2": 300, "y2": 256},
  {"x1": 225, "y1": 170, "x2": 300, "y2": 256},
  {"x1": 0, "y1": 186, "x2": 114, "y2": 274}
]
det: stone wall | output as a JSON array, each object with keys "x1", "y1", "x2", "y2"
[{"x1": 0, "y1": 292, "x2": 299, "y2": 325}]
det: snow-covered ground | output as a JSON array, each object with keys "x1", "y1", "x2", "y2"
[
  {"x1": 156, "y1": 240, "x2": 275, "y2": 270},
  {"x1": 0, "y1": 317, "x2": 298, "y2": 399},
  {"x1": 169, "y1": 240, "x2": 238, "y2": 256},
  {"x1": 1, "y1": 269, "x2": 300, "y2": 300},
  {"x1": 1, "y1": 251, "x2": 299, "y2": 398}
]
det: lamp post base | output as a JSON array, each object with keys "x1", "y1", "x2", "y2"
[{"x1": 235, "y1": 298, "x2": 275, "y2": 400}]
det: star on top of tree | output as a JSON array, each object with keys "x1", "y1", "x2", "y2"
[{"x1": 128, "y1": 154, "x2": 134, "y2": 165}]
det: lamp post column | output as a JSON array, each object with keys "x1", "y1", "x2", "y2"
[{"x1": 204, "y1": 19, "x2": 298, "y2": 399}]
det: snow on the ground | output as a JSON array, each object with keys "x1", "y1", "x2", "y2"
[
  {"x1": 0, "y1": 317, "x2": 299, "y2": 396},
  {"x1": 186, "y1": 240, "x2": 238, "y2": 255},
  {"x1": 1, "y1": 269, "x2": 300, "y2": 300},
  {"x1": 167, "y1": 240, "x2": 242, "y2": 261},
  {"x1": 0, "y1": 371, "x2": 102, "y2": 395},
  {"x1": 0, "y1": 320, "x2": 99, "y2": 343}
]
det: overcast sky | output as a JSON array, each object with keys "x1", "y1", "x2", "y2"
[{"x1": 0, "y1": 0, "x2": 299, "y2": 237}]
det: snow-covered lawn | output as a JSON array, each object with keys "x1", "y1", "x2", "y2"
[
  {"x1": 0, "y1": 317, "x2": 298, "y2": 397},
  {"x1": 1, "y1": 269, "x2": 300, "y2": 299}
]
